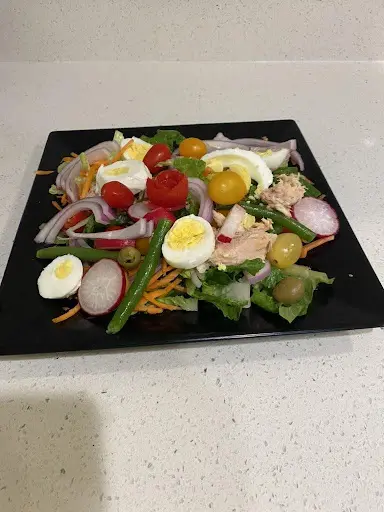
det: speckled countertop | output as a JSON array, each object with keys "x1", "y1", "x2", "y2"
[{"x1": 0, "y1": 62, "x2": 384, "y2": 512}]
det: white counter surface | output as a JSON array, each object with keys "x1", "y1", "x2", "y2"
[{"x1": 0, "y1": 62, "x2": 383, "y2": 512}]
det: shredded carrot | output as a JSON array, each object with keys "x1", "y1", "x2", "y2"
[
  {"x1": 148, "y1": 269, "x2": 180, "y2": 290},
  {"x1": 62, "y1": 156, "x2": 74, "y2": 163},
  {"x1": 52, "y1": 200, "x2": 62, "y2": 211},
  {"x1": 143, "y1": 292, "x2": 181, "y2": 311},
  {"x1": 174, "y1": 285, "x2": 186, "y2": 293},
  {"x1": 61, "y1": 193, "x2": 68, "y2": 206},
  {"x1": 70, "y1": 152, "x2": 78, "y2": 158},
  {"x1": 161, "y1": 259, "x2": 168, "y2": 273},
  {"x1": 52, "y1": 303, "x2": 81, "y2": 324},
  {"x1": 148, "y1": 268, "x2": 166, "y2": 286},
  {"x1": 302, "y1": 175, "x2": 314, "y2": 184},
  {"x1": 134, "y1": 304, "x2": 163, "y2": 314},
  {"x1": 203, "y1": 167, "x2": 213, "y2": 177},
  {"x1": 150, "y1": 278, "x2": 182, "y2": 298},
  {"x1": 80, "y1": 163, "x2": 100, "y2": 199},
  {"x1": 111, "y1": 140, "x2": 133, "y2": 163},
  {"x1": 300, "y1": 235, "x2": 335, "y2": 259},
  {"x1": 36, "y1": 170, "x2": 54, "y2": 175},
  {"x1": 318, "y1": 194, "x2": 326, "y2": 201}
]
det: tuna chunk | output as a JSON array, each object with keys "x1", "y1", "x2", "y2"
[
  {"x1": 260, "y1": 173, "x2": 305, "y2": 217},
  {"x1": 210, "y1": 226, "x2": 277, "y2": 266}
]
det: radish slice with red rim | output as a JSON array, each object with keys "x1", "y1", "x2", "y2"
[
  {"x1": 293, "y1": 197, "x2": 339, "y2": 237},
  {"x1": 217, "y1": 204, "x2": 246, "y2": 243},
  {"x1": 78, "y1": 259, "x2": 126, "y2": 316}
]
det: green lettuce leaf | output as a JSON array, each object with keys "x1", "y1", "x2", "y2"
[
  {"x1": 261, "y1": 267, "x2": 285, "y2": 290},
  {"x1": 251, "y1": 285, "x2": 279, "y2": 313},
  {"x1": 190, "y1": 281, "x2": 249, "y2": 321},
  {"x1": 57, "y1": 162, "x2": 68, "y2": 173},
  {"x1": 141, "y1": 129, "x2": 185, "y2": 150},
  {"x1": 158, "y1": 295, "x2": 198, "y2": 311},
  {"x1": 204, "y1": 259, "x2": 265, "y2": 286},
  {"x1": 283, "y1": 265, "x2": 334, "y2": 286},
  {"x1": 173, "y1": 157, "x2": 206, "y2": 180},
  {"x1": 278, "y1": 279, "x2": 314, "y2": 323},
  {"x1": 113, "y1": 130, "x2": 124, "y2": 144}
]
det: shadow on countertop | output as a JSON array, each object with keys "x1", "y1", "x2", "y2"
[{"x1": 0, "y1": 394, "x2": 103, "y2": 512}]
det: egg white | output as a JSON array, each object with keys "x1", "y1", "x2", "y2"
[
  {"x1": 202, "y1": 148, "x2": 273, "y2": 191},
  {"x1": 121, "y1": 137, "x2": 152, "y2": 161},
  {"x1": 38, "y1": 255, "x2": 83, "y2": 299},
  {"x1": 96, "y1": 160, "x2": 151, "y2": 195},
  {"x1": 162, "y1": 215, "x2": 215, "y2": 270}
]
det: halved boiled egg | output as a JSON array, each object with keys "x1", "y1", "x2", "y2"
[
  {"x1": 162, "y1": 215, "x2": 215, "y2": 269},
  {"x1": 253, "y1": 148, "x2": 290, "y2": 171},
  {"x1": 38, "y1": 255, "x2": 83, "y2": 299},
  {"x1": 201, "y1": 148, "x2": 273, "y2": 192},
  {"x1": 96, "y1": 160, "x2": 151, "y2": 194},
  {"x1": 121, "y1": 136, "x2": 152, "y2": 161}
]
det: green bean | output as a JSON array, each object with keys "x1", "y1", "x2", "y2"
[
  {"x1": 107, "y1": 219, "x2": 172, "y2": 334},
  {"x1": 36, "y1": 246, "x2": 119, "y2": 262},
  {"x1": 273, "y1": 166, "x2": 299, "y2": 176},
  {"x1": 239, "y1": 202, "x2": 316, "y2": 242}
]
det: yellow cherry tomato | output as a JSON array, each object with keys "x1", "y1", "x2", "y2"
[
  {"x1": 267, "y1": 233, "x2": 303, "y2": 269},
  {"x1": 207, "y1": 171, "x2": 247, "y2": 205},
  {"x1": 179, "y1": 138, "x2": 207, "y2": 159},
  {"x1": 135, "y1": 237, "x2": 151, "y2": 255}
]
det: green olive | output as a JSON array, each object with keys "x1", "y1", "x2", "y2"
[
  {"x1": 272, "y1": 277, "x2": 305, "y2": 305},
  {"x1": 118, "y1": 247, "x2": 141, "y2": 270}
]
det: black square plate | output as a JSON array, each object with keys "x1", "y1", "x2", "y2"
[{"x1": 1, "y1": 120, "x2": 383, "y2": 355}]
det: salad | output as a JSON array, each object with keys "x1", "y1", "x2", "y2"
[{"x1": 35, "y1": 129, "x2": 338, "y2": 334}]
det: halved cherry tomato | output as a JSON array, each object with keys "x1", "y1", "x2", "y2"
[
  {"x1": 179, "y1": 138, "x2": 207, "y2": 159},
  {"x1": 101, "y1": 181, "x2": 135, "y2": 209},
  {"x1": 144, "y1": 207, "x2": 176, "y2": 226},
  {"x1": 146, "y1": 170, "x2": 188, "y2": 209},
  {"x1": 143, "y1": 144, "x2": 172, "y2": 174},
  {"x1": 63, "y1": 210, "x2": 90, "y2": 231}
]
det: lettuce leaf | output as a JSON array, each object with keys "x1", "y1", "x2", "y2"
[
  {"x1": 251, "y1": 285, "x2": 279, "y2": 313},
  {"x1": 113, "y1": 130, "x2": 124, "y2": 144},
  {"x1": 189, "y1": 281, "x2": 249, "y2": 321},
  {"x1": 173, "y1": 157, "x2": 206, "y2": 180},
  {"x1": 158, "y1": 295, "x2": 198, "y2": 311},
  {"x1": 141, "y1": 129, "x2": 185, "y2": 150},
  {"x1": 282, "y1": 264, "x2": 334, "y2": 286},
  {"x1": 49, "y1": 184, "x2": 64, "y2": 196},
  {"x1": 204, "y1": 258, "x2": 265, "y2": 286}
]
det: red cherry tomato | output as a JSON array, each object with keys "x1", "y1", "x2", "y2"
[
  {"x1": 144, "y1": 207, "x2": 176, "y2": 226},
  {"x1": 143, "y1": 144, "x2": 172, "y2": 174},
  {"x1": 63, "y1": 210, "x2": 90, "y2": 231},
  {"x1": 146, "y1": 170, "x2": 188, "y2": 209},
  {"x1": 101, "y1": 181, "x2": 135, "y2": 209}
]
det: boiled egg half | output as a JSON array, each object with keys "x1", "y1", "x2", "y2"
[
  {"x1": 96, "y1": 160, "x2": 151, "y2": 195},
  {"x1": 201, "y1": 148, "x2": 273, "y2": 192},
  {"x1": 121, "y1": 137, "x2": 152, "y2": 161},
  {"x1": 253, "y1": 148, "x2": 290, "y2": 171},
  {"x1": 162, "y1": 215, "x2": 215, "y2": 269},
  {"x1": 38, "y1": 255, "x2": 83, "y2": 299}
]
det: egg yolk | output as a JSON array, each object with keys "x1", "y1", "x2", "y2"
[
  {"x1": 167, "y1": 220, "x2": 205, "y2": 250},
  {"x1": 125, "y1": 143, "x2": 150, "y2": 161},
  {"x1": 54, "y1": 259, "x2": 73, "y2": 279},
  {"x1": 105, "y1": 167, "x2": 128, "y2": 176},
  {"x1": 256, "y1": 149, "x2": 273, "y2": 157}
]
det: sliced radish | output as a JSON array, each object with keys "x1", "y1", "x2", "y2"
[
  {"x1": 217, "y1": 204, "x2": 246, "y2": 243},
  {"x1": 78, "y1": 259, "x2": 126, "y2": 316},
  {"x1": 293, "y1": 197, "x2": 339, "y2": 236},
  {"x1": 128, "y1": 202, "x2": 151, "y2": 221}
]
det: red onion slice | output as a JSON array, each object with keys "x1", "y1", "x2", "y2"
[
  {"x1": 188, "y1": 178, "x2": 213, "y2": 223},
  {"x1": 67, "y1": 219, "x2": 147, "y2": 240},
  {"x1": 217, "y1": 204, "x2": 246, "y2": 243},
  {"x1": 128, "y1": 202, "x2": 152, "y2": 221},
  {"x1": 245, "y1": 261, "x2": 271, "y2": 284},
  {"x1": 290, "y1": 149, "x2": 305, "y2": 171},
  {"x1": 58, "y1": 141, "x2": 119, "y2": 202},
  {"x1": 203, "y1": 140, "x2": 251, "y2": 151},
  {"x1": 35, "y1": 198, "x2": 115, "y2": 244},
  {"x1": 293, "y1": 198, "x2": 339, "y2": 236}
]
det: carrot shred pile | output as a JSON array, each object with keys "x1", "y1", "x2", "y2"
[
  {"x1": 61, "y1": 193, "x2": 68, "y2": 206},
  {"x1": 300, "y1": 235, "x2": 335, "y2": 258},
  {"x1": 36, "y1": 170, "x2": 54, "y2": 175},
  {"x1": 52, "y1": 200, "x2": 62, "y2": 211},
  {"x1": 132, "y1": 260, "x2": 182, "y2": 314},
  {"x1": 80, "y1": 163, "x2": 100, "y2": 199},
  {"x1": 111, "y1": 140, "x2": 133, "y2": 163},
  {"x1": 52, "y1": 303, "x2": 81, "y2": 324}
]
